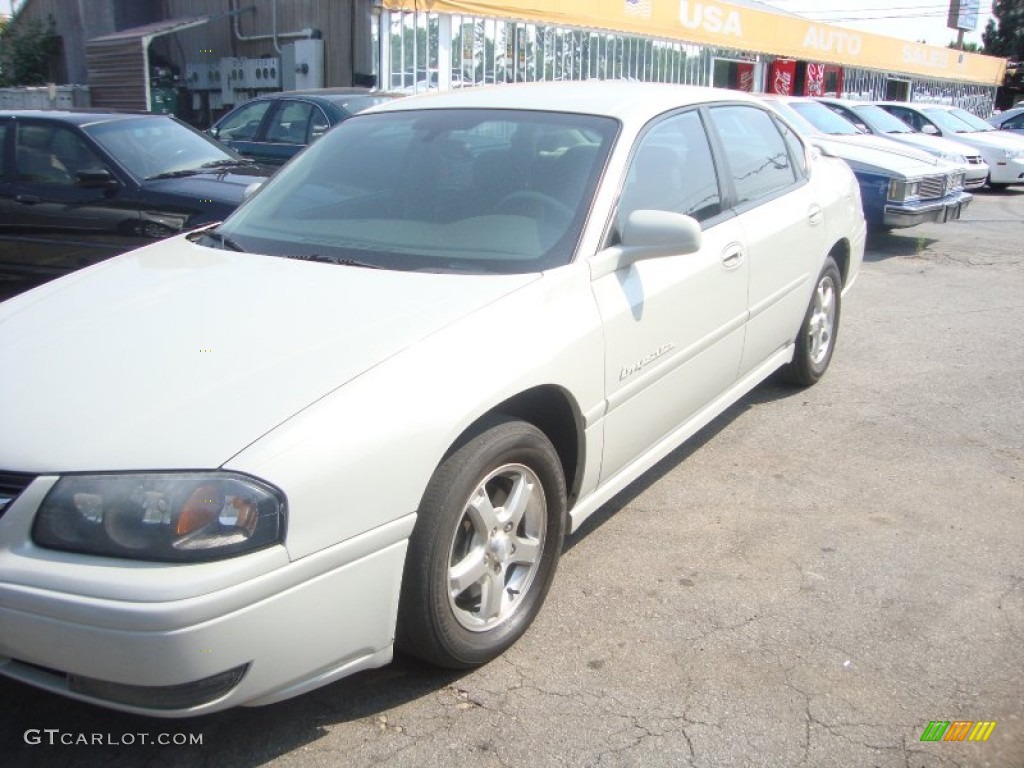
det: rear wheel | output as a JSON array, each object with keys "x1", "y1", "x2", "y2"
[
  {"x1": 782, "y1": 256, "x2": 841, "y2": 387},
  {"x1": 397, "y1": 417, "x2": 566, "y2": 668}
]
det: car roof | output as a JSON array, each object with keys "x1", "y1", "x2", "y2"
[
  {"x1": 992, "y1": 106, "x2": 1024, "y2": 120},
  {"x1": 875, "y1": 102, "x2": 953, "y2": 112},
  {"x1": 248, "y1": 88, "x2": 402, "y2": 102},
  {"x1": 0, "y1": 109, "x2": 167, "y2": 128},
  {"x1": 369, "y1": 81, "x2": 765, "y2": 122}
]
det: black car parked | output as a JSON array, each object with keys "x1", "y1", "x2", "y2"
[{"x1": 0, "y1": 110, "x2": 272, "y2": 289}]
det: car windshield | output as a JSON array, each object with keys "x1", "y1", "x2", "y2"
[
  {"x1": 212, "y1": 108, "x2": 618, "y2": 274},
  {"x1": 854, "y1": 105, "x2": 913, "y2": 133},
  {"x1": 85, "y1": 116, "x2": 239, "y2": 180},
  {"x1": 787, "y1": 101, "x2": 861, "y2": 135},
  {"x1": 921, "y1": 108, "x2": 977, "y2": 133},
  {"x1": 761, "y1": 99, "x2": 821, "y2": 136},
  {"x1": 947, "y1": 108, "x2": 996, "y2": 132}
]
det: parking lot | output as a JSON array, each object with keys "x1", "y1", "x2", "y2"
[{"x1": 1, "y1": 188, "x2": 1021, "y2": 768}]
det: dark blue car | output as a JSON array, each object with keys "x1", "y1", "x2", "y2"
[{"x1": 208, "y1": 88, "x2": 402, "y2": 166}]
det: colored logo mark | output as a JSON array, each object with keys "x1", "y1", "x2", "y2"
[{"x1": 920, "y1": 720, "x2": 996, "y2": 742}]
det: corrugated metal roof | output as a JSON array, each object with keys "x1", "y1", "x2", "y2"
[
  {"x1": 88, "y1": 15, "x2": 210, "y2": 43},
  {"x1": 85, "y1": 16, "x2": 211, "y2": 112}
]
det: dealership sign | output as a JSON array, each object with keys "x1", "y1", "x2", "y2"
[{"x1": 387, "y1": 0, "x2": 1006, "y2": 85}]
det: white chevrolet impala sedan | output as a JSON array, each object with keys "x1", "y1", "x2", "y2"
[{"x1": 0, "y1": 82, "x2": 865, "y2": 716}]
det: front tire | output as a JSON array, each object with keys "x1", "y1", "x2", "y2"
[
  {"x1": 397, "y1": 417, "x2": 567, "y2": 668},
  {"x1": 782, "y1": 256, "x2": 842, "y2": 387}
]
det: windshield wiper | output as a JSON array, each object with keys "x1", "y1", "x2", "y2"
[
  {"x1": 146, "y1": 168, "x2": 203, "y2": 180},
  {"x1": 289, "y1": 253, "x2": 383, "y2": 269},
  {"x1": 195, "y1": 231, "x2": 245, "y2": 252},
  {"x1": 199, "y1": 159, "x2": 257, "y2": 169}
]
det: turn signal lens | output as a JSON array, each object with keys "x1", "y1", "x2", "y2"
[{"x1": 177, "y1": 483, "x2": 225, "y2": 535}]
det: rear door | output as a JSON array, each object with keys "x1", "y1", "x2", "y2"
[
  {"x1": 258, "y1": 100, "x2": 325, "y2": 164},
  {"x1": 705, "y1": 104, "x2": 826, "y2": 376}
]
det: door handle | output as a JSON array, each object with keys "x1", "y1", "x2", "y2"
[
  {"x1": 808, "y1": 204, "x2": 823, "y2": 225},
  {"x1": 721, "y1": 248, "x2": 744, "y2": 269},
  {"x1": 16, "y1": 194, "x2": 42, "y2": 205}
]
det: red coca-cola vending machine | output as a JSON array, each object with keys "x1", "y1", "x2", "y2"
[
  {"x1": 804, "y1": 62, "x2": 825, "y2": 96},
  {"x1": 770, "y1": 60, "x2": 797, "y2": 95},
  {"x1": 803, "y1": 63, "x2": 844, "y2": 97},
  {"x1": 736, "y1": 62, "x2": 756, "y2": 92}
]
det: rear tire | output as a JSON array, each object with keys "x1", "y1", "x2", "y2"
[
  {"x1": 396, "y1": 416, "x2": 566, "y2": 668},
  {"x1": 782, "y1": 256, "x2": 842, "y2": 387}
]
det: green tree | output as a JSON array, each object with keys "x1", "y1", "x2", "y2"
[
  {"x1": 0, "y1": 14, "x2": 60, "y2": 86},
  {"x1": 982, "y1": 0, "x2": 1024, "y2": 59},
  {"x1": 950, "y1": 40, "x2": 983, "y2": 52}
]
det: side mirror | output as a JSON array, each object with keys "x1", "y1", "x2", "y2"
[
  {"x1": 76, "y1": 169, "x2": 118, "y2": 189},
  {"x1": 921, "y1": 124, "x2": 940, "y2": 135},
  {"x1": 590, "y1": 210, "x2": 702, "y2": 279},
  {"x1": 207, "y1": 127, "x2": 220, "y2": 139}
]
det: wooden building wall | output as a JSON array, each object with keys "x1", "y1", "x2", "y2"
[
  {"x1": 158, "y1": 0, "x2": 369, "y2": 88},
  {"x1": 13, "y1": 0, "x2": 374, "y2": 88}
]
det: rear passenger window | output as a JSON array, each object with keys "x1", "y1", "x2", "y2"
[
  {"x1": 708, "y1": 105, "x2": 796, "y2": 205},
  {"x1": 0, "y1": 123, "x2": 7, "y2": 177},
  {"x1": 619, "y1": 110, "x2": 722, "y2": 228},
  {"x1": 776, "y1": 116, "x2": 808, "y2": 177},
  {"x1": 266, "y1": 102, "x2": 316, "y2": 145}
]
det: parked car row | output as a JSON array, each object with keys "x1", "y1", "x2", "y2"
[
  {"x1": 872, "y1": 101, "x2": 1024, "y2": 190},
  {"x1": 3, "y1": 89, "x2": 1021, "y2": 290}
]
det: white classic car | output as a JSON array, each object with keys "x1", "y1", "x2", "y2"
[{"x1": 0, "y1": 82, "x2": 865, "y2": 716}]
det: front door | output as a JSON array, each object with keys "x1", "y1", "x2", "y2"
[
  {"x1": 0, "y1": 120, "x2": 141, "y2": 277},
  {"x1": 591, "y1": 109, "x2": 749, "y2": 479}
]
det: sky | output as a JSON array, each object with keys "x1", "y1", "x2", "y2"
[
  {"x1": 759, "y1": 1, "x2": 997, "y2": 48},
  {"x1": 0, "y1": 0, "x2": 1000, "y2": 49}
]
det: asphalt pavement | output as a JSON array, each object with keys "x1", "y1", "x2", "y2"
[{"x1": 1, "y1": 188, "x2": 1022, "y2": 768}]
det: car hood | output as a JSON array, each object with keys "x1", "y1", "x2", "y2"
[
  {"x1": 0, "y1": 238, "x2": 538, "y2": 472},
  {"x1": 948, "y1": 130, "x2": 1024, "y2": 149},
  {"x1": 881, "y1": 132, "x2": 980, "y2": 159},
  {"x1": 141, "y1": 166, "x2": 274, "y2": 206},
  {"x1": 810, "y1": 135, "x2": 948, "y2": 177}
]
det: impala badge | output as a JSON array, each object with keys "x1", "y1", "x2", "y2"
[{"x1": 619, "y1": 343, "x2": 674, "y2": 380}]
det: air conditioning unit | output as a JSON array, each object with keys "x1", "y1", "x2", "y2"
[{"x1": 282, "y1": 40, "x2": 324, "y2": 91}]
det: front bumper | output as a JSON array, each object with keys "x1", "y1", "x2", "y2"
[
  {"x1": 987, "y1": 156, "x2": 1024, "y2": 185},
  {"x1": 0, "y1": 477, "x2": 414, "y2": 717},
  {"x1": 964, "y1": 166, "x2": 989, "y2": 190},
  {"x1": 883, "y1": 190, "x2": 973, "y2": 229}
]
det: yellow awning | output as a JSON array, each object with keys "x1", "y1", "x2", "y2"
[{"x1": 383, "y1": 0, "x2": 1007, "y2": 85}]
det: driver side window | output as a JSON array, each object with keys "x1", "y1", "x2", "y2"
[
  {"x1": 17, "y1": 124, "x2": 109, "y2": 187},
  {"x1": 619, "y1": 110, "x2": 722, "y2": 233}
]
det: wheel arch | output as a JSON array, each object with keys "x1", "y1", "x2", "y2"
[
  {"x1": 442, "y1": 385, "x2": 586, "y2": 512},
  {"x1": 828, "y1": 237, "x2": 851, "y2": 287}
]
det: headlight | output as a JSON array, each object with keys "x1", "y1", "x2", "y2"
[
  {"x1": 33, "y1": 472, "x2": 285, "y2": 562},
  {"x1": 938, "y1": 151, "x2": 967, "y2": 164},
  {"x1": 888, "y1": 178, "x2": 920, "y2": 201},
  {"x1": 1003, "y1": 148, "x2": 1024, "y2": 160}
]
